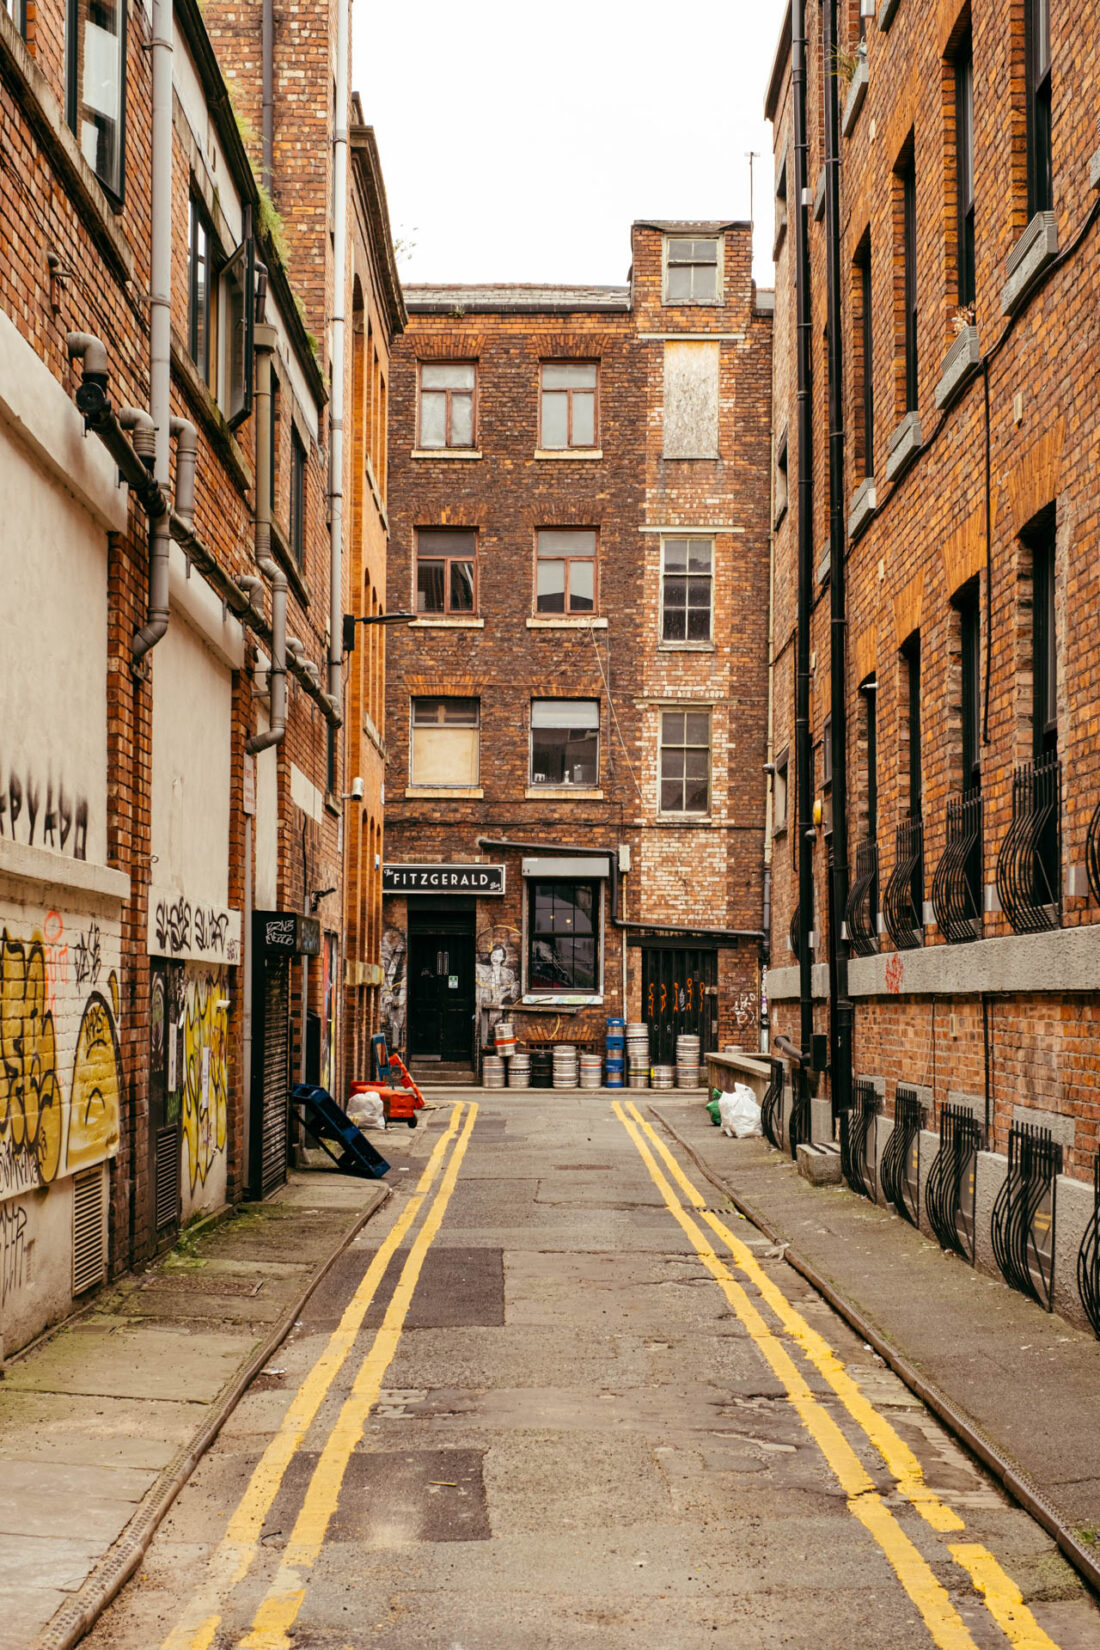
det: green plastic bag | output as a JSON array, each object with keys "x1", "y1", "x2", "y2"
[{"x1": 706, "y1": 1092, "x2": 722, "y2": 1127}]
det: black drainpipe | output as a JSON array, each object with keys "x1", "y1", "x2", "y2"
[
  {"x1": 262, "y1": 0, "x2": 274, "y2": 194},
  {"x1": 791, "y1": 0, "x2": 816, "y2": 1078},
  {"x1": 823, "y1": 0, "x2": 853, "y2": 1119}
]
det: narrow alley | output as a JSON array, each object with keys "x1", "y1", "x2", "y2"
[{"x1": 74, "y1": 1099, "x2": 1100, "y2": 1650}]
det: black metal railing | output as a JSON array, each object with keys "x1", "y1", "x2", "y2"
[
  {"x1": 931, "y1": 788, "x2": 983, "y2": 944},
  {"x1": 882, "y1": 814, "x2": 924, "y2": 950},
  {"x1": 844, "y1": 837, "x2": 878, "y2": 957},
  {"x1": 841, "y1": 1079, "x2": 878, "y2": 1202},
  {"x1": 926, "y1": 1104, "x2": 983, "y2": 1263},
  {"x1": 995, "y1": 753, "x2": 1061, "y2": 934},
  {"x1": 991, "y1": 1121, "x2": 1061, "y2": 1310},
  {"x1": 789, "y1": 904, "x2": 801, "y2": 960},
  {"x1": 881, "y1": 1085, "x2": 922, "y2": 1226},
  {"x1": 1077, "y1": 1152, "x2": 1100, "y2": 1338},
  {"x1": 1087, "y1": 801, "x2": 1100, "y2": 907},
  {"x1": 787, "y1": 1069, "x2": 812, "y2": 1159},
  {"x1": 761, "y1": 1057, "x2": 785, "y2": 1152}
]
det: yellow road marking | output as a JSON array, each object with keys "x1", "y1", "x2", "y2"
[
  {"x1": 238, "y1": 1101, "x2": 479, "y2": 1648},
  {"x1": 160, "y1": 1103, "x2": 466, "y2": 1650},
  {"x1": 623, "y1": 1103, "x2": 1062, "y2": 1650},
  {"x1": 613, "y1": 1102, "x2": 981, "y2": 1650}
]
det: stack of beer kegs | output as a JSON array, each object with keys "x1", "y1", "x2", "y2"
[
  {"x1": 675, "y1": 1033, "x2": 701, "y2": 1088},
  {"x1": 605, "y1": 1018, "x2": 626, "y2": 1088},
  {"x1": 552, "y1": 1044, "x2": 579, "y2": 1089}
]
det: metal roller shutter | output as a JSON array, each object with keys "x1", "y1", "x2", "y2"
[{"x1": 259, "y1": 959, "x2": 290, "y2": 1198}]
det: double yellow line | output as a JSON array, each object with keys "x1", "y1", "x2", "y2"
[
  {"x1": 613, "y1": 1100, "x2": 1061, "y2": 1650},
  {"x1": 162, "y1": 1100, "x2": 477, "y2": 1650}
]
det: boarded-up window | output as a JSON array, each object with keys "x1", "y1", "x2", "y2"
[
  {"x1": 662, "y1": 342, "x2": 720, "y2": 459},
  {"x1": 411, "y1": 698, "x2": 479, "y2": 786}
]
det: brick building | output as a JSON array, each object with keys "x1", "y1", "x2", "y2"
[
  {"x1": 0, "y1": 0, "x2": 398, "y2": 1357},
  {"x1": 381, "y1": 222, "x2": 772, "y2": 1079},
  {"x1": 765, "y1": 0, "x2": 1100, "y2": 1329}
]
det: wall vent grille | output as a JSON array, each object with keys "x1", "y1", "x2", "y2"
[{"x1": 72, "y1": 1168, "x2": 105, "y2": 1296}]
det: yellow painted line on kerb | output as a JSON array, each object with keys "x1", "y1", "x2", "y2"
[
  {"x1": 622, "y1": 1102, "x2": 1063, "y2": 1650},
  {"x1": 160, "y1": 1102, "x2": 467, "y2": 1650},
  {"x1": 238, "y1": 1100, "x2": 479, "y2": 1650},
  {"x1": 613, "y1": 1101, "x2": 979, "y2": 1650}
]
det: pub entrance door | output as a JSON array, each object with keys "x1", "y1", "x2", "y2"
[
  {"x1": 641, "y1": 942, "x2": 719, "y2": 1065},
  {"x1": 407, "y1": 904, "x2": 476, "y2": 1065}
]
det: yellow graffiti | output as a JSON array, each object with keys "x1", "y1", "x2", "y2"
[
  {"x1": 67, "y1": 973, "x2": 122, "y2": 1172},
  {"x1": 0, "y1": 930, "x2": 63, "y2": 1187},
  {"x1": 182, "y1": 974, "x2": 228, "y2": 1193}
]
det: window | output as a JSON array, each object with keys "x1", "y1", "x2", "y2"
[
  {"x1": 1028, "y1": 510, "x2": 1057, "y2": 759},
  {"x1": 958, "y1": 581, "x2": 981, "y2": 789},
  {"x1": 528, "y1": 881, "x2": 599, "y2": 993},
  {"x1": 775, "y1": 432, "x2": 789, "y2": 522},
  {"x1": 855, "y1": 236, "x2": 874, "y2": 477},
  {"x1": 67, "y1": 0, "x2": 127, "y2": 201},
  {"x1": 862, "y1": 682, "x2": 878, "y2": 839},
  {"x1": 1025, "y1": 0, "x2": 1052, "y2": 216},
  {"x1": 822, "y1": 714, "x2": 833, "y2": 835},
  {"x1": 664, "y1": 237, "x2": 720, "y2": 303},
  {"x1": 661, "y1": 538, "x2": 713, "y2": 644},
  {"x1": 410, "y1": 697, "x2": 479, "y2": 787},
  {"x1": 954, "y1": 30, "x2": 976, "y2": 307},
  {"x1": 530, "y1": 700, "x2": 599, "y2": 788},
  {"x1": 418, "y1": 362, "x2": 476, "y2": 449},
  {"x1": 900, "y1": 150, "x2": 918, "y2": 412},
  {"x1": 416, "y1": 529, "x2": 476, "y2": 615},
  {"x1": 903, "y1": 632, "x2": 922, "y2": 816},
  {"x1": 536, "y1": 529, "x2": 596, "y2": 615},
  {"x1": 659, "y1": 709, "x2": 710, "y2": 815},
  {"x1": 326, "y1": 722, "x2": 337, "y2": 798},
  {"x1": 188, "y1": 196, "x2": 217, "y2": 388},
  {"x1": 773, "y1": 748, "x2": 789, "y2": 833},
  {"x1": 289, "y1": 427, "x2": 306, "y2": 567},
  {"x1": 221, "y1": 235, "x2": 255, "y2": 429},
  {"x1": 540, "y1": 362, "x2": 597, "y2": 449},
  {"x1": 4, "y1": 0, "x2": 27, "y2": 39}
]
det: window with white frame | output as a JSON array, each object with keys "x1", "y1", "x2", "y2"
[
  {"x1": 659, "y1": 709, "x2": 711, "y2": 814},
  {"x1": 540, "y1": 362, "x2": 598, "y2": 449},
  {"x1": 67, "y1": 0, "x2": 127, "y2": 200},
  {"x1": 664, "y1": 237, "x2": 720, "y2": 303},
  {"x1": 530, "y1": 700, "x2": 599, "y2": 788},
  {"x1": 661, "y1": 538, "x2": 713, "y2": 644},
  {"x1": 410, "y1": 697, "x2": 480, "y2": 787}
]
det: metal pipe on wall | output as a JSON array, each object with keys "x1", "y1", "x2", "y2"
[
  {"x1": 790, "y1": 0, "x2": 816, "y2": 1067},
  {"x1": 261, "y1": 0, "x2": 274, "y2": 194},
  {"x1": 327, "y1": 0, "x2": 349, "y2": 717},
  {"x1": 823, "y1": 0, "x2": 853, "y2": 1118},
  {"x1": 246, "y1": 330, "x2": 287, "y2": 755}
]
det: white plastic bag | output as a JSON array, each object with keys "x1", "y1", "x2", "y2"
[
  {"x1": 347, "y1": 1090, "x2": 386, "y2": 1131},
  {"x1": 719, "y1": 1084, "x2": 762, "y2": 1139}
]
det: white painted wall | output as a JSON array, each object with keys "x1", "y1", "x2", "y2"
[{"x1": 151, "y1": 613, "x2": 233, "y2": 911}]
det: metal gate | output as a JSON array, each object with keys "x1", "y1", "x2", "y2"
[
  {"x1": 641, "y1": 945, "x2": 718, "y2": 1066},
  {"x1": 254, "y1": 958, "x2": 290, "y2": 1199}
]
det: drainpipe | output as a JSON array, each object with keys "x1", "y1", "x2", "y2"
[
  {"x1": 246, "y1": 329, "x2": 287, "y2": 756},
  {"x1": 791, "y1": 0, "x2": 816, "y2": 1072},
  {"x1": 822, "y1": 0, "x2": 853, "y2": 1120},
  {"x1": 261, "y1": 0, "x2": 274, "y2": 194},
  {"x1": 327, "y1": 0, "x2": 349, "y2": 724},
  {"x1": 170, "y1": 417, "x2": 197, "y2": 526}
]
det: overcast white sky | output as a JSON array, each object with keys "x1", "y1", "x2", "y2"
[{"x1": 352, "y1": 0, "x2": 789, "y2": 293}]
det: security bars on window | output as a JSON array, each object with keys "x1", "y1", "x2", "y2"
[
  {"x1": 1077, "y1": 1152, "x2": 1100, "y2": 1338},
  {"x1": 926, "y1": 1103, "x2": 982, "y2": 1263},
  {"x1": 991, "y1": 1120, "x2": 1061, "y2": 1311},
  {"x1": 841, "y1": 1080, "x2": 878, "y2": 1202},
  {"x1": 995, "y1": 752, "x2": 1061, "y2": 934},
  {"x1": 845, "y1": 837, "x2": 879, "y2": 956},
  {"x1": 760, "y1": 1057, "x2": 785, "y2": 1152},
  {"x1": 931, "y1": 788, "x2": 983, "y2": 943},
  {"x1": 883, "y1": 814, "x2": 924, "y2": 950},
  {"x1": 880, "y1": 1085, "x2": 922, "y2": 1226}
]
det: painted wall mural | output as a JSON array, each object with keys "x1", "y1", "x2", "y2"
[
  {"x1": 181, "y1": 969, "x2": 228, "y2": 1211},
  {"x1": 475, "y1": 924, "x2": 520, "y2": 1047},
  {"x1": 380, "y1": 924, "x2": 407, "y2": 1053}
]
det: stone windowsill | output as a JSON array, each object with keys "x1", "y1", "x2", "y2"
[
  {"x1": 877, "y1": 0, "x2": 901, "y2": 28},
  {"x1": 817, "y1": 542, "x2": 831, "y2": 585},
  {"x1": 847, "y1": 475, "x2": 877, "y2": 538},
  {"x1": 533, "y1": 448, "x2": 603, "y2": 461},
  {"x1": 170, "y1": 336, "x2": 253, "y2": 496},
  {"x1": 1001, "y1": 211, "x2": 1059, "y2": 315},
  {"x1": 657, "y1": 641, "x2": 716, "y2": 654},
  {"x1": 813, "y1": 167, "x2": 826, "y2": 223},
  {"x1": 656, "y1": 814, "x2": 713, "y2": 827},
  {"x1": 410, "y1": 448, "x2": 483, "y2": 460},
  {"x1": 410, "y1": 616, "x2": 485, "y2": 629},
  {"x1": 524, "y1": 787, "x2": 604, "y2": 800},
  {"x1": 934, "y1": 325, "x2": 981, "y2": 409},
  {"x1": 270, "y1": 517, "x2": 312, "y2": 608},
  {"x1": 841, "y1": 56, "x2": 869, "y2": 138},
  {"x1": 1091, "y1": 145, "x2": 1100, "y2": 190},
  {"x1": 404, "y1": 787, "x2": 484, "y2": 799},
  {"x1": 520, "y1": 994, "x2": 604, "y2": 1008},
  {"x1": 526, "y1": 615, "x2": 609, "y2": 629},
  {"x1": 0, "y1": 836, "x2": 130, "y2": 904},
  {"x1": 885, "y1": 410, "x2": 922, "y2": 482}
]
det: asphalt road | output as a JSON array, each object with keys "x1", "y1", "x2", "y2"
[{"x1": 83, "y1": 1097, "x2": 1100, "y2": 1650}]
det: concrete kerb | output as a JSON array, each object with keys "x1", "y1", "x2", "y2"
[
  {"x1": 30, "y1": 1182, "x2": 391, "y2": 1650},
  {"x1": 646, "y1": 1103, "x2": 1100, "y2": 1601}
]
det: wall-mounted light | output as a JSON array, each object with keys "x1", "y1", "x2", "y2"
[
  {"x1": 342, "y1": 776, "x2": 364, "y2": 802},
  {"x1": 342, "y1": 611, "x2": 415, "y2": 652}
]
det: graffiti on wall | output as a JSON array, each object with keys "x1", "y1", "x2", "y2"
[
  {"x1": 730, "y1": 990, "x2": 758, "y2": 1033},
  {"x1": 475, "y1": 924, "x2": 520, "y2": 1046},
  {"x1": 1, "y1": 1199, "x2": 29, "y2": 1310},
  {"x1": 380, "y1": 925, "x2": 407, "y2": 1053},
  {"x1": 0, "y1": 771, "x2": 89, "y2": 859},
  {"x1": 0, "y1": 926, "x2": 121, "y2": 1200},
  {"x1": 181, "y1": 971, "x2": 228, "y2": 1194}
]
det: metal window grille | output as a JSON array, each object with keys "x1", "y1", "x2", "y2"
[
  {"x1": 995, "y1": 753, "x2": 1061, "y2": 934},
  {"x1": 787, "y1": 1069, "x2": 812, "y2": 1160},
  {"x1": 788, "y1": 904, "x2": 801, "y2": 960},
  {"x1": 761, "y1": 1058, "x2": 785, "y2": 1152},
  {"x1": 882, "y1": 814, "x2": 924, "y2": 950},
  {"x1": 931, "y1": 788, "x2": 983, "y2": 944},
  {"x1": 1085, "y1": 800, "x2": 1100, "y2": 907},
  {"x1": 1077, "y1": 1152, "x2": 1100, "y2": 1338},
  {"x1": 991, "y1": 1121, "x2": 1061, "y2": 1310},
  {"x1": 841, "y1": 1080, "x2": 878, "y2": 1201},
  {"x1": 845, "y1": 837, "x2": 879, "y2": 956},
  {"x1": 880, "y1": 1085, "x2": 922, "y2": 1226},
  {"x1": 926, "y1": 1104, "x2": 982, "y2": 1263}
]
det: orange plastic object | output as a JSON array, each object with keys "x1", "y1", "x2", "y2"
[{"x1": 387, "y1": 1053, "x2": 425, "y2": 1109}]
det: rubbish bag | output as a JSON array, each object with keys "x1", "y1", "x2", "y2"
[
  {"x1": 718, "y1": 1084, "x2": 762, "y2": 1139},
  {"x1": 705, "y1": 1092, "x2": 723, "y2": 1127},
  {"x1": 347, "y1": 1089, "x2": 386, "y2": 1131}
]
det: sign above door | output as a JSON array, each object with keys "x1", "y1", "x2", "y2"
[{"x1": 383, "y1": 864, "x2": 505, "y2": 895}]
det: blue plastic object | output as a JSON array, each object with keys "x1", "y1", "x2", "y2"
[{"x1": 290, "y1": 1083, "x2": 390, "y2": 1179}]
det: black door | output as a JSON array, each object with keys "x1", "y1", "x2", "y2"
[
  {"x1": 251, "y1": 956, "x2": 290, "y2": 1200},
  {"x1": 642, "y1": 945, "x2": 719, "y2": 1065},
  {"x1": 408, "y1": 931, "x2": 475, "y2": 1061}
]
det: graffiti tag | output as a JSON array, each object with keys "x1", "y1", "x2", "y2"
[
  {"x1": 0, "y1": 1200, "x2": 29, "y2": 1308},
  {"x1": 182, "y1": 973, "x2": 227, "y2": 1193},
  {"x1": 72, "y1": 920, "x2": 103, "y2": 988},
  {"x1": 885, "y1": 953, "x2": 905, "y2": 994},
  {"x1": 0, "y1": 773, "x2": 88, "y2": 859}
]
